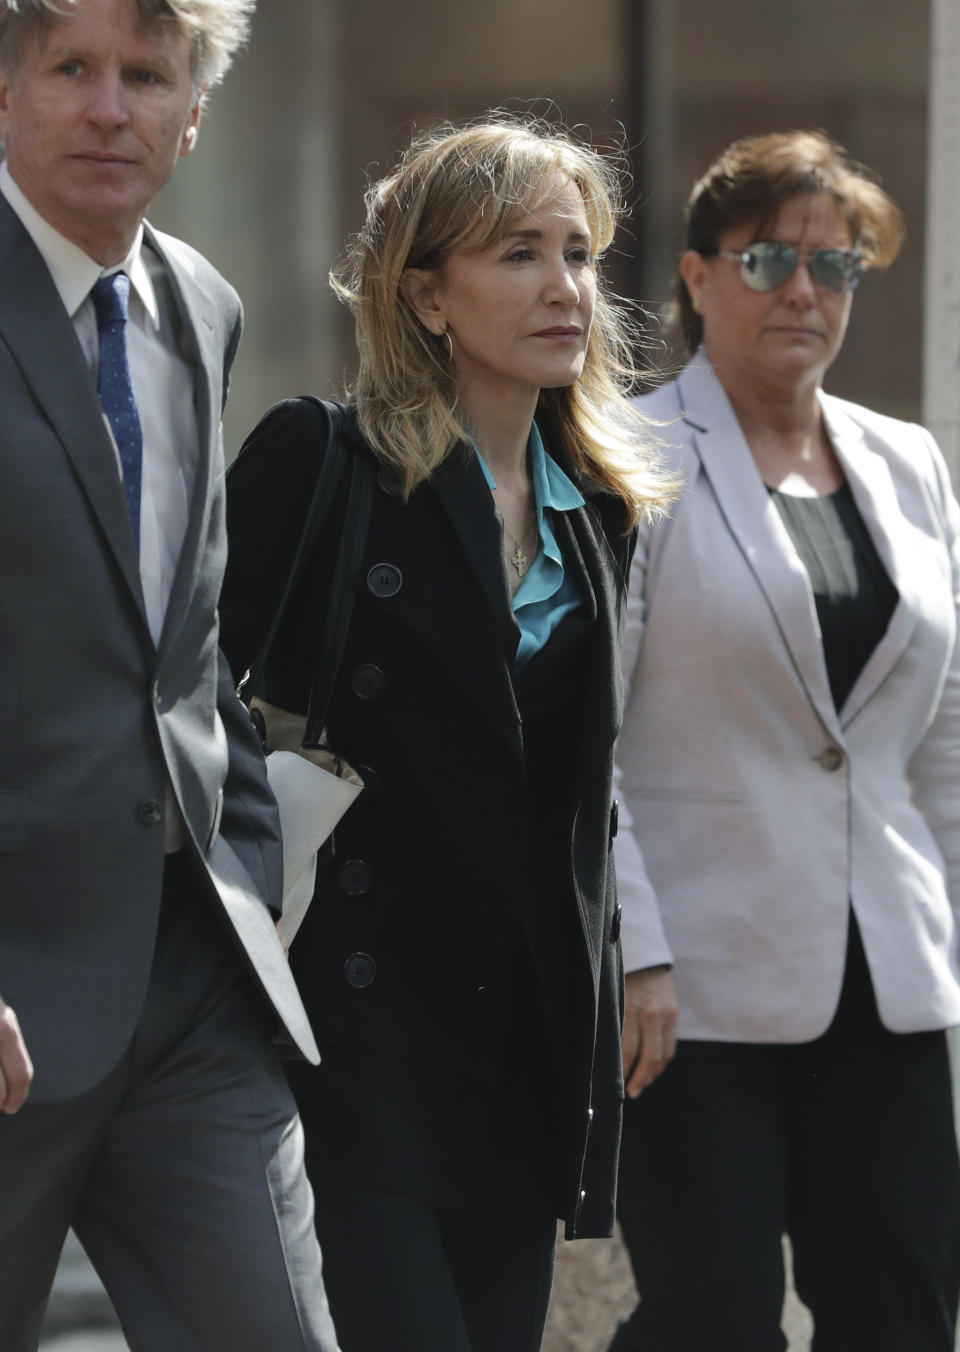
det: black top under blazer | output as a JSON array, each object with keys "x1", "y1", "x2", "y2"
[{"x1": 220, "y1": 398, "x2": 634, "y2": 1239}]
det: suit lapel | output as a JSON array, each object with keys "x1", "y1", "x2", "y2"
[
  {"x1": 822, "y1": 396, "x2": 920, "y2": 725},
  {"x1": 0, "y1": 198, "x2": 148, "y2": 623},
  {"x1": 677, "y1": 357, "x2": 841, "y2": 738},
  {"x1": 144, "y1": 226, "x2": 219, "y2": 660}
]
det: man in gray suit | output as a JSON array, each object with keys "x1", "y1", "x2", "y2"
[{"x1": 0, "y1": 2, "x2": 339, "y2": 1349}]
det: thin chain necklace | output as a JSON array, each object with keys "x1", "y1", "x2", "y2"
[{"x1": 503, "y1": 512, "x2": 538, "y2": 577}]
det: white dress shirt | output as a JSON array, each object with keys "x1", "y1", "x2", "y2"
[{"x1": 1, "y1": 161, "x2": 199, "y2": 848}]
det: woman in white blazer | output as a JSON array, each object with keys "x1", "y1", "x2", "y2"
[{"x1": 609, "y1": 131, "x2": 960, "y2": 1352}]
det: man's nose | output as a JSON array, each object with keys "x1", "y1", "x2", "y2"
[{"x1": 85, "y1": 73, "x2": 130, "y2": 127}]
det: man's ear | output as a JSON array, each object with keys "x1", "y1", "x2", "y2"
[
  {"x1": 179, "y1": 92, "x2": 204, "y2": 158},
  {"x1": 0, "y1": 67, "x2": 12, "y2": 141},
  {"x1": 400, "y1": 267, "x2": 445, "y2": 334}
]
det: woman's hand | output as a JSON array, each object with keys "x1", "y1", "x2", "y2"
[{"x1": 622, "y1": 967, "x2": 678, "y2": 1099}]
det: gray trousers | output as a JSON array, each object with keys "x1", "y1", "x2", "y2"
[{"x1": 0, "y1": 853, "x2": 339, "y2": 1352}]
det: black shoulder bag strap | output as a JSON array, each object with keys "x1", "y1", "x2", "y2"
[
  {"x1": 302, "y1": 408, "x2": 374, "y2": 748},
  {"x1": 242, "y1": 398, "x2": 373, "y2": 745}
]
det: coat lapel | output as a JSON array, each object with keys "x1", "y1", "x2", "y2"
[
  {"x1": 676, "y1": 357, "x2": 841, "y2": 739},
  {"x1": 0, "y1": 199, "x2": 148, "y2": 624},
  {"x1": 822, "y1": 396, "x2": 920, "y2": 726},
  {"x1": 565, "y1": 498, "x2": 623, "y2": 753},
  {"x1": 371, "y1": 447, "x2": 525, "y2": 762},
  {"x1": 429, "y1": 444, "x2": 521, "y2": 662}
]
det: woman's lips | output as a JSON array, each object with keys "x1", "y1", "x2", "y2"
[{"x1": 531, "y1": 326, "x2": 582, "y2": 342}]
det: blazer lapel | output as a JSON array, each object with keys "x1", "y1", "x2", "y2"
[
  {"x1": 0, "y1": 200, "x2": 148, "y2": 623},
  {"x1": 822, "y1": 396, "x2": 920, "y2": 726},
  {"x1": 144, "y1": 226, "x2": 219, "y2": 659},
  {"x1": 677, "y1": 357, "x2": 841, "y2": 739}
]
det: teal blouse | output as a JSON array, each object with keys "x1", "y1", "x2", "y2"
[{"x1": 474, "y1": 422, "x2": 585, "y2": 672}]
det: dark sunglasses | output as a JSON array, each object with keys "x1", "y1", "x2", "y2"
[{"x1": 707, "y1": 241, "x2": 865, "y2": 294}]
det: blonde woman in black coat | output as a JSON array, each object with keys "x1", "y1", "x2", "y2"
[{"x1": 220, "y1": 117, "x2": 676, "y2": 1352}]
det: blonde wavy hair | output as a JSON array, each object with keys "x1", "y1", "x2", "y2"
[{"x1": 331, "y1": 115, "x2": 677, "y2": 527}]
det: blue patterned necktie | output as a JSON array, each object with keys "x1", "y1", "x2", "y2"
[{"x1": 91, "y1": 272, "x2": 143, "y2": 549}]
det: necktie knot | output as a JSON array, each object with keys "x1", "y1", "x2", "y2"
[{"x1": 91, "y1": 272, "x2": 131, "y2": 329}]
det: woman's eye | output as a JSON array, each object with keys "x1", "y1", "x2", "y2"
[
  {"x1": 505, "y1": 248, "x2": 534, "y2": 263},
  {"x1": 567, "y1": 248, "x2": 590, "y2": 265}
]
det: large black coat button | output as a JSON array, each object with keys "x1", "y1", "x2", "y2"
[
  {"x1": 611, "y1": 904, "x2": 622, "y2": 944},
  {"x1": 138, "y1": 798, "x2": 163, "y2": 825},
  {"x1": 366, "y1": 563, "x2": 402, "y2": 598},
  {"x1": 344, "y1": 953, "x2": 377, "y2": 989},
  {"x1": 377, "y1": 467, "x2": 404, "y2": 497},
  {"x1": 351, "y1": 664, "x2": 387, "y2": 700},
  {"x1": 609, "y1": 799, "x2": 619, "y2": 843},
  {"x1": 338, "y1": 859, "x2": 372, "y2": 896}
]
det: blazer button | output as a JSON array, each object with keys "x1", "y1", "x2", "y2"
[
  {"x1": 344, "y1": 952, "x2": 377, "y2": 989},
  {"x1": 611, "y1": 903, "x2": 622, "y2": 944},
  {"x1": 138, "y1": 798, "x2": 163, "y2": 825},
  {"x1": 366, "y1": 563, "x2": 403, "y2": 598},
  {"x1": 609, "y1": 799, "x2": 619, "y2": 842},
  {"x1": 351, "y1": 664, "x2": 387, "y2": 700},
  {"x1": 816, "y1": 746, "x2": 844, "y2": 772},
  {"x1": 338, "y1": 859, "x2": 372, "y2": 896},
  {"x1": 357, "y1": 765, "x2": 381, "y2": 798}
]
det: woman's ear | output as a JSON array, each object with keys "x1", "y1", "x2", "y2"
[
  {"x1": 400, "y1": 268, "x2": 445, "y2": 334},
  {"x1": 679, "y1": 250, "x2": 708, "y2": 314}
]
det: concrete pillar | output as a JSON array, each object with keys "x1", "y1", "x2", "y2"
[
  {"x1": 151, "y1": 0, "x2": 342, "y2": 454},
  {"x1": 923, "y1": 0, "x2": 960, "y2": 485}
]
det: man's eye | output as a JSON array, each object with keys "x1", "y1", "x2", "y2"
[
  {"x1": 57, "y1": 60, "x2": 82, "y2": 76},
  {"x1": 130, "y1": 68, "x2": 162, "y2": 85}
]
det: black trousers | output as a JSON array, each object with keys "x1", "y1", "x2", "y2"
[
  {"x1": 312, "y1": 1187, "x2": 557, "y2": 1352},
  {"x1": 611, "y1": 917, "x2": 960, "y2": 1352}
]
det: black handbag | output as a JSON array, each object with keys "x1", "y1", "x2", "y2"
[{"x1": 240, "y1": 398, "x2": 374, "y2": 938}]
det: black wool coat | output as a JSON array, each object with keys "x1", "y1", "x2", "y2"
[{"x1": 221, "y1": 398, "x2": 634, "y2": 1239}]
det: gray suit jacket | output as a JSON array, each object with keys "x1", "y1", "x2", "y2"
[
  {"x1": 0, "y1": 196, "x2": 317, "y2": 1101},
  {"x1": 615, "y1": 352, "x2": 960, "y2": 1041}
]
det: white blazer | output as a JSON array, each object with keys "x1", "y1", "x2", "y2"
[{"x1": 615, "y1": 352, "x2": 960, "y2": 1041}]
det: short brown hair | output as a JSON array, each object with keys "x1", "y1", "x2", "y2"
[
  {"x1": 674, "y1": 130, "x2": 904, "y2": 357},
  {"x1": 0, "y1": 0, "x2": 254, "y2": 88}
]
